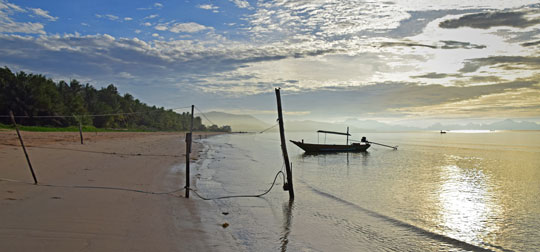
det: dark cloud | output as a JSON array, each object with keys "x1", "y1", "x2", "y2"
[
  {"x1": 459, "y1": 56, "x2": 540, "y2": 73},
  {"x1": 439, "y1": 10, "x2": 540, "y2": 29},
  {"x1": 440, "y1": 40, "x2": 486, "y2": 49},
  {"x1": 521, "y1": 40, "x2": 540, "y2": 47},
  {"x1": 412, "y1": 72, "x2": 460, "y2": 79},
  {"x1": 254, "y1": 78, "x2": 540, "y2": 118},
  {"x1": 0, "y1": 34, "x2": 339, "y2": 87},
  {"x1": 380, "y1": 42, "x2": 437, "y2": 49},
  {"x1": 380, "y1": 40, "x2": 486, "y2": 50},
  {"x1": 387, "y1": 9, "x2": 480, "y2": 38}
]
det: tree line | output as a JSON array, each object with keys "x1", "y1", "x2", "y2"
[{"x1": 0, "y1": 67, "x2": 231, "y2": 132}]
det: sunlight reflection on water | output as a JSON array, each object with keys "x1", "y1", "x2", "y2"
[{"x1": 437, "y1": 163, "x2": 502, "y2": 245}]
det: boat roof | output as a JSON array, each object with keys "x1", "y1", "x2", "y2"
[{"x1": 317, "y1": 130, "x2": 351, "y2": 136}]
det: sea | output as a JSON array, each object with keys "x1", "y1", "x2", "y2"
[{"x1": 194, "y1": 130, "x2": 540, "y2": 251}]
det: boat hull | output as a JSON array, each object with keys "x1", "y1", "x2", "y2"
[{"x1": 290, "y1": 140, "x2": 370, "y2": 153}]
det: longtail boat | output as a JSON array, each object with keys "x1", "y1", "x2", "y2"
[{"x1": 290, "y1": 128, "x2": 370, "y2": 153}]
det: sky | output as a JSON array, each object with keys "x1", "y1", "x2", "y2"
[{"x1": 0, "y1": 0, "x2": 539, "y2": 126}]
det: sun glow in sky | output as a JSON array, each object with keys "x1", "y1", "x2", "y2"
[{"x1": 0, "y1": 0, "x2": 539, "y2": 125}]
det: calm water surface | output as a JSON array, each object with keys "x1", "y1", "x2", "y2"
[{"x1": 195, "y1": 131, "x2": 540, "y2": 251}]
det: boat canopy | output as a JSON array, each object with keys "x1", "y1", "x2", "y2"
[{"x1": 317, "y1": 130, "x2": 351, "y2": 136}]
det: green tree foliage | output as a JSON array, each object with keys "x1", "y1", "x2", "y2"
[{"x1": 0, "y1": 67, "x2": 230, "y2": 132}]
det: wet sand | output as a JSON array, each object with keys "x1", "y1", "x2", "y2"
[{"x1": 0, "y1": 131, "x2": 236, "y2": 251}]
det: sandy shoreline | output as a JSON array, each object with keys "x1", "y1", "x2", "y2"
[{"x1": 0, "y1": 130, "x2": 237, "y2": 251}]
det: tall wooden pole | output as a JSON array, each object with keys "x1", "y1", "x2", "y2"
[
  {"x1": 9, "y1": 111, "x2": 38, "y2": 184},
  {"x1": 185, "y1": 132, "x2": 191, "y2": 198},
  {"x1": 275, "y1": 88, "x2": 294, "y2": 199},
  {"x1": 185, "y1": 105, "x2": 195, "y2": 198}
]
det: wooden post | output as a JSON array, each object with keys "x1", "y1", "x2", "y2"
[
  {"x1": 185, "y1": 105, "x2": 195, "y2": 198},
  {"x1": 190, "y1": 105, "x2": 194, "y2": 134},
  {"x1": 346, "y1": 127, "x2": 349, "y2": 145},
  {"x1": 9, "y1": 111, "x2": 38, "y2": 184},
  {"x1": 185, "y1": 132, "x2": 191, "y2": 198},
  {"x1": 78, "y1": 118, "x2": 84, "y2": 145},
  {"x1": 275, "y1": 88, "x2": 294, "y2": 199}
]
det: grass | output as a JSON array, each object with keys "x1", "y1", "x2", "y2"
[{"x1": 0, "y1": 123, "x2": 150, "y2": 132}]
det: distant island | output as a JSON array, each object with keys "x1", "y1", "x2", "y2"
[
  {"x1": 0, "y1": 67, "x2": 230, "y2": 132},
  {"x1": 198, "y1": 111, "x2": 540, "y2": 132}
]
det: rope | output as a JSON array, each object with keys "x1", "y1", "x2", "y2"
[
  {"x1": 189, "y1": 170, "x2": 286, "y2": 200},
  {"x1": 259, "y1": 123, "x2": 278, "y2": 133},
  {"x1": 1, "y1": 163, "x2": 288, "y2": 199},
  {"x1": 0, "y1": 177, "x2": 185, "y2": 195},
  {"x1": 193, "y1": 106, "x2": 216, "y2": 126}
]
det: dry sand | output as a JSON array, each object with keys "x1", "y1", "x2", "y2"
[{"x1": 0, "y1": 131, "x2": 237, "y2": 251}]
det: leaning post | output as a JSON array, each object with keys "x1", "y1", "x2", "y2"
[
  {"x1": 9, "y1": 111, "x2": 38, "y2": 184},
  {"x1": 275, "y1": 88, "x2": 294, "y2": 199}
]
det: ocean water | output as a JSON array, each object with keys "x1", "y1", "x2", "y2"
[{"x1": 195, "y1": 131, "x2": 540, "y2": 251}]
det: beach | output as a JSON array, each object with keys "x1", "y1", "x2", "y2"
[{"x1": 0, "y1": 130, "x2": 236, "y2": 251}]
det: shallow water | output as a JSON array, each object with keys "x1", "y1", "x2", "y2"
[{"x1": 195, "y1": 131, "x2": 540, "y2": 251}]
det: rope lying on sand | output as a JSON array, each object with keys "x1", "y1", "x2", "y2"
[
  {"x1": 0, "y1": 177, "x2": 186, "y2": 195},
  {"x1": 0, "y1": 170, "x2": 286, "y2": 199},
  {"x1": 188, "y1": 171, "x2": 285, "y2": 200}
]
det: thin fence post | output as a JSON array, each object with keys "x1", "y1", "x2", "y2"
[
  {"x1": 78, "y1": 116, "x2": 84, "y2": 145},
  {"x1": 9, "y1": 111, "x2": 38, "y2": 184}
]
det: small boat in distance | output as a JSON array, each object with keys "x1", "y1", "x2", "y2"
[
  {"x1": 290, "y1": 128, "x2": 370, "y2": 153},
  {"x1": 440, "y1": 130, "x2": 447, "y2": 134}
]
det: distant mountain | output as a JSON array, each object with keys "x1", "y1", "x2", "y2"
[
  {"x1": 427, "y1": 119, "x2": 540, "y2": 130},
  {"x1": 342, "y1": 118, "x2": 419, "y2": 132},
  {"x1": 284, "y1": 120, "x2": 362, "y2": 132},
  {"x1": 199, "y1": 111, "x2": 540, "y2": 132},
  {"x1": 197, "y1": 111, "x2": 271, "y2": 132}
]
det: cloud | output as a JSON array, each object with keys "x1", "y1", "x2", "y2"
[
  {"x1": 230, "y1": 0, "x2": 250, "y2": 9},
  {"x1": 392, "y1": 84, "x2": 540, "y2": 119},
  {"x1": 225, "y1": 77, "x2": 539, "y2": 120},
  {"x1": 412, "y1": 72, "x2": 459, "y2": 79},
  {"x1": 379, "y1": 40, "x2": 486, "y2": 49},
  {"x1": 154, "y1": 3, "x2": 163, "y2": 9},
  {"x1": 144, "y1": 14, "x2": 158, "y2": 20},
  {"x1": 246, "y1": 1, "x2": 409, "y2": 41},
  {"x1": 380, "y1": 41, "x2": 437, "y2": 49},
  {"x1": 459, "y1": 56, "x2": 540, "y2": 73},
  {"x1": 124, "y1": 17, "x2": 133, "y2": 21},
  {"x1": 29, "y1": 8, "x2": 58, "y2": 21},
  {"x1": 0, "y1": 2, "x2": 45, "y2": 34},
  {"x1": 95, "y1": 14, "x2": 119, "y2": 21},
  {"x1": 440, "y1": 40, "x2": 486, "y2": 49},
  {"x1": 439, "y1": 10, "x2": 540, "y2": 29},
  {"x1": 197, "y1": 4, "x2": 219, "y2": 12},
  {"x1": 521, "y1": 40, "x2": 540, "y2": 47},
  {"x1": 0, "y1": 33, "x2": 336, "y2": 82},
  {"x1": 169, "y1": 22, "x2": 212, "y2": 33}
]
